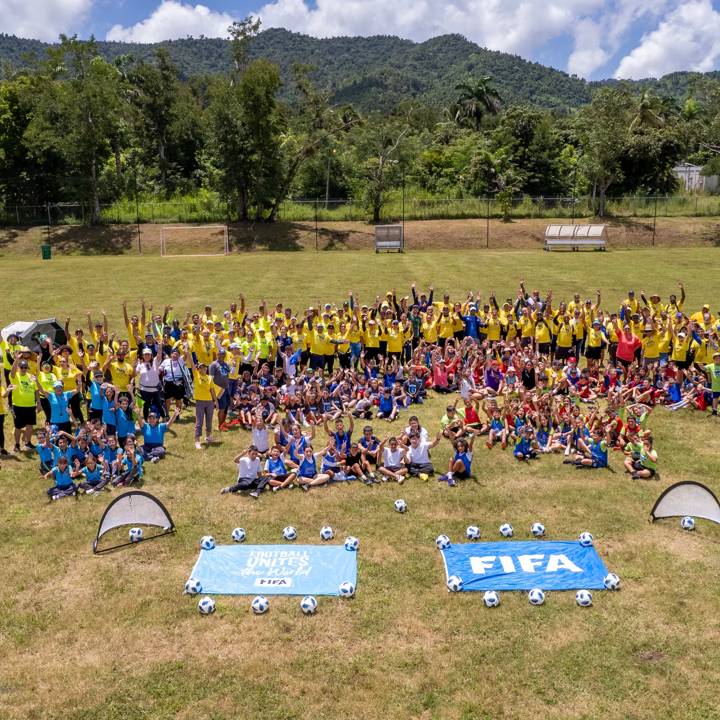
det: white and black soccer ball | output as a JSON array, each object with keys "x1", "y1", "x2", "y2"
[
  {"x1": 528, "y1": 588, "x2": 545, "y2": 606},
  {"x1": 200, "y1": 535, "x2": 215, "y2": 550},
  {"x1": 394, "y1": 499, "x2": 407, "y2": 513},
  {"x1": 483, "y1": 591, "x2": 500, "y2": 608},
  {"x1": 198, "y1": 596, "x2": 216, "y2": 615},
  {"x1": 466, "y1": 525, "x2": 481, "y2": 540},
  {"x1": 681, "y1": 516, "x2": 695, "y2": 531},
  {"x1": 339, "y1": 581, "x2": 355, "y2": 598},
  {"x1": 251, "y1": 595, "x2": 270, "y2": 614},
  {"x1": 575, "y1": 589, "x2": 593, "y2": 607},
  {"x1": 231, "y1": 527, "x2": 246, "y2": 543},
  {"x1": 320, "y1": 526, "x2": 334, "y2": 541},
  {"x1": 282, "y1": 526, "x2": 297, "y2": 541},
  {"x1": 300, "y1": 595, "x2": 318, "y2": 615},
  {"x1": 603, "y1": 572, "x2": 621, "y2": 591},
  {"x1": 129, "y1": 527, "x2": 143, "y2": 543},
  {"x1": 499, "y1": 523, "x2": 513, "y2": 538},
  {"x1": 531, "y1": 522, "x2": 545, "y2": 537},
  {"x1": 184, "y1": 577, "x2": 202, "y2": 595},
  {"x1": 344, "y1": 536, "x2": 360, "y2": 551},
  {"x1": 578, "y1": 531, "x2": 594, "y2": 547},
  {"x1": 435, "y1": 534, "x2": 451, "y2": 550},
  {"x1": 446, "y1": 575, "x2": 463, "y2": 592}
]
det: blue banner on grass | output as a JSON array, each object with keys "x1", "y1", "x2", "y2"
[
  {"x1": 441, "y1": 541, "x2": 608, "y2": 591},
  {"x1": 190, "y1": 544, "x2": 357, "y2": 596}
]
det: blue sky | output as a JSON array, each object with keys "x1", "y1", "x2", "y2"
[{"x1": 4, "y1": 0, "x2": 720, "y2": 80}]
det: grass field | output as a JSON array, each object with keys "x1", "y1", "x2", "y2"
[{"x1": 3, "y1": 248, "x2": 720, "y2": 720}]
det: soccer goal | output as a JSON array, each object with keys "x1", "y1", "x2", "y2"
[{"x1": 160, "y1": 225, "x2": 230, "y2": 257}]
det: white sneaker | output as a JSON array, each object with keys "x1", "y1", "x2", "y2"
[
  {"x1": 195, "y1": 441, "x2": 203, "y2": 450},
  {"x1": 151, "y1": 456, "x2": 160, "y2": 463}
]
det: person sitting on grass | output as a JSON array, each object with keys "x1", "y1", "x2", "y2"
[
  {"x1": 137, "y1": 408, "x2": 180, "y2": 463},
  {"x1": 485, "y1": 406, "x2": 508, "y2": 450},
  {"x1": 377, "y1": 436, "x2": 408, "y2": 484},
  {"x1": 624, "y1": 433, "x2": 658, "y2": 480},
  {"x1": 113, "y1": 435, "x2": 144, "y2": 487},
  {"x1": 405, "y1": 430, "x2": 442, "y2": 480},
  {"x1": 376, "y1": 387, "x2": 398, "y2": 421},
  {"x1": 344, "y1": 440, "x2": 375, "y2": 485},
  {"x1": 513, "y1": 425, "x2": 539, "y2": 461},
  {"x1": 45, "y1": 456, "x2": 76, "y2": 500},
  {"x1": 438, "y1": 435, "x2": 475, "y2": 487},
  {"x1": 73, "y1": 453, "x2": 110, "y2": 494},
  {"x1": 221, "y1": 445, "x2": 267, "y2": 498},
  {"x1": 571, "y1": 429, "x2": 610, "y2": 469},
  {"x1": 293, "y1": 444, "x2": 333, "y2": 491},
  {"x1": 265, "y1": 445, "x2": 297, "y2": 492}
]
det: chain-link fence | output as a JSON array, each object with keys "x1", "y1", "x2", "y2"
[{"x1": 1, "y1": 194, "x2": 719, "y2": 227}]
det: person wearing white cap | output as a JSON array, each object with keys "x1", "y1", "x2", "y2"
[
  {"x1": 38, "y1": 379, "x2": 78, "y2": 435},
  {"x1": 135, "y1": 344, "x2": 165, "y2": 420}
]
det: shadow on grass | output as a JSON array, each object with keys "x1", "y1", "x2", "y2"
[
  {"x1": 229, "y1": 222, "x2": 304, "y2": 252},
  {"x1": 0, "y1": 227, "x2": 20, "y2": 249},
  {"x1": 50, "y1": 225, "x2": 138, "y2": 255}
]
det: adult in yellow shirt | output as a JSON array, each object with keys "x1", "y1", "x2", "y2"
[
  {"x1": 641, "y1": 325, "x2": 660, "y2": 367},
  {"x1": 584, "y1": 319, "x2": 606, "y2": 369},
  {"x1": 103, "y1": 350, "x2": 135, "y2": 400},
  {"x1": 1, "y1": 333, "x2": 23, "y2": 382},
  {"x1": 437, "y1": 309, "x2": 455, "y2": 346},
  {"x1": 8, "y1": 357, "x2": 38, "y2": 450},
  {"x1": 37, "y1": 361, "x2": 57, "y2": 423},
  {"x1": 534, "y1": 313, "x2": 552, "y2": 356},
  {"x1": 555, "y1": 316, "x2": 574, "y2": 360},
  {"x1": 184, "y1": 351, "x2": 218, "y2": 450},
  {"x1": 363, "y1": 320, "x2": 381, "y2": 362},
  {"x1": 123, "y1": 300, "x2": 146, "y2": 351},
  {"x1": 421, "y1": 310, "x2": 439, "y2": 344}
]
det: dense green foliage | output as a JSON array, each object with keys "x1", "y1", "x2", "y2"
[{"x1": 0, "y1": 29, "x2": 719, "y2": 223}]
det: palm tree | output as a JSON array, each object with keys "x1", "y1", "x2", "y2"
[{"x1": 451, "y1": 76, "x2": 502, "y2": 131}]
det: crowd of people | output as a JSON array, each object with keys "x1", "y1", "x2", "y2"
[{"x1": 2, "y1": 280, "x2": 719, "y2": 500}]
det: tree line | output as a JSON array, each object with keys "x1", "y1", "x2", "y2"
[{"x1": 1, "y1": 22, "x2": 719, "y2": 224}]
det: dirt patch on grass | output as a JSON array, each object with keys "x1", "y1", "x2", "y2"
[{"x1": 2, "y1": 216, "x2": 719, "y2": 256}]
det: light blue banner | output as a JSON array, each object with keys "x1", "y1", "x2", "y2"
[
  {"x1": 441, "y1": 541, "x2": 609, "y2": 591},
  {"x1": 190, "y1": 544, "x2": 357, "y2": 596}
]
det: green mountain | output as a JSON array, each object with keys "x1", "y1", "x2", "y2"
[{"x1": 1, "y1": 29, "x2": 717, "y2": 113}]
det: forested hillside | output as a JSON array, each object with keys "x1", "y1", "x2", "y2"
[{"x1": 1, "y1": 29, "x2": 717, "y2": 113}]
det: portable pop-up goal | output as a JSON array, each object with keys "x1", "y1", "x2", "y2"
[
  {"x1": 160, "y1": 225, "x2": 229, "y2": 257},
  {"x1": 93, "y1": 490, "x2": 176, "y2": 553}
]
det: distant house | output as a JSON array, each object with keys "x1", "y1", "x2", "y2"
[{"x1": 673, "y1": 162, "x2": 719, "y2": 193}]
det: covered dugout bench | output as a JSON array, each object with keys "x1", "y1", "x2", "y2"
[
  {"x1": 375, "y1": 224, "x2": 404, "y2": 253},
  {"x1": 544, "y1": 224, "x2": 607, "y2": 251}
]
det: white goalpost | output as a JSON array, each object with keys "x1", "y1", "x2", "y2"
[{"x1": 160, "y1": 225, "x2": 230, "y2": 257}]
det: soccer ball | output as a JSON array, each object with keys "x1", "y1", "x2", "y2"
[
  {"x1": 531, "y1": 522, "x2": 545, "y2": 537},
  {"x1": 528, "y1": 588, "x2": 545, "y2": 606},
  {"x1": 251, "y1": 595, "x2": 269, "y2": 614},
  {"x1": 197, "y1": 596, "x2": 216, "y2": 615},
  {"x1": 394, "y1": 499, "x2": 407, "y2": 513},
  {"x1": 681, "y1": 516, "x2": 695, "y2": 531},
  {"x1": 344, "y1": 536, "x2": 360, "y2": 551},
  {"x1": 483, "y1": 591, "x2": 500, "y2": 608},
  {"x1": 578, "y1": 531, "x2": 594, "y2": 547},
  {"x1": 435, "y1": 534, "x2": 451, "y2": 550},
  {"x1": 129, "y1": 527, "x2": 143, "y2": 543},
  {"x1": 300, "y1": 595, "x2": 318, "y2": 615},
  {"x1": 231, "y1": 527, "x2": 246, "y2": 543},
  {"x1": 466, "y1": 525, "x2": 481, "y2": 540},
  {"x1": 446, "y1": 575, "x2": 463, "y2": 592},
  {"x1": 320, "y1": 526, "x2": 334, "y2": 541},
  {"x1": 604, "y1": 572, "x2": 621, "y2": 591},
  {"x1": 499, "y1": 523, "x2": 513, "y2": 538},
  {"x1": 184, "y1": 577, "x2": 202, "y2": 595},
  {"x1": 575, "y1": 589, "x2": 593, "y2": 607},
  {"x1": 339, "y1": 581, "x2": 356, "y2": 598},
  {"x1": 282, "y1": 526, "x2": 297, "y2": 541},
  {"x1": 200, "y1": 535, "x2": 215, "y2": 550}
]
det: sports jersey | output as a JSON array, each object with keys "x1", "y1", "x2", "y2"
[{"x1": 9, "y1": 372, "x2": 37, "y2": 407}]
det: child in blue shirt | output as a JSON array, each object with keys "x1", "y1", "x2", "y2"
[{"x1": 44, "y1": 456, "x2": 77, "y2": 500}]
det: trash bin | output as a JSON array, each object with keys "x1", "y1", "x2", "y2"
[{"x1": 41, "y1": 244, "x2": 51, "y2": 260}]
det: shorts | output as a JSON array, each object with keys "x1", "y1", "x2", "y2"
[
  {"x1": 454, "y1": 469, "x2": 470, "y2": 479},
  {"x1": 537, "y1": 342, "x2": 550, "y2": 355},
  {"x1": 676, "y1": 358, "x2": 691, "y2": 370},
  {"x1": 89, "y1": 408, "x2": 103, "y2": 421},
  {"x1": 555, "y1": 346, "x2": 571, "y2": 360},
  {"x1": 585, "y1": 346, "x2": 601, "y2": 360},
  {"x1": 384, "y1": 465, "x2": 402, "y2": 472},
  {"x1": 164, "y1": 381, "x2": 185, "y2": 400},
  {"x1": 217, "y1": 391, "x2": 230, "y2": 411},
  {"x1": 12, "y1": 405, "x2": 36, "y2": 429}
]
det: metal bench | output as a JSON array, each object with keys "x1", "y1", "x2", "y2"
[
  {"x1": 544, "y1": 224, "x2": 607, "y2": 251},
  {"x1": 375, "y1": 224, "x2": 404, "y2": 253}
]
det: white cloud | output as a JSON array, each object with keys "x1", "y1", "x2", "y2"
[
  {"x1": 0, "y1": 0, "x2": 92, "y2": 41},
  {"x1": 615, "y1": 0, "x2": 720, "y2": 78},
  {"x1": 106, "y1": 1, "x2": 236, "y2": 43}
]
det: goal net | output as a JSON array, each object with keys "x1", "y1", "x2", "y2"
[{"x1": 160, "y1": 225, "x2": 229, "y2": 257}]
